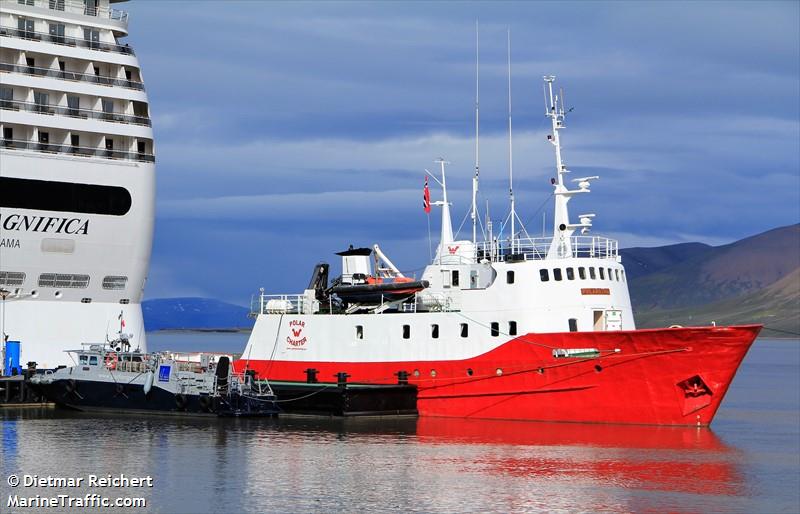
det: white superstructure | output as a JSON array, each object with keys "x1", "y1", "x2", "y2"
[{"x1": 0, "y1": 0, "x2": 154, "y2": 368}]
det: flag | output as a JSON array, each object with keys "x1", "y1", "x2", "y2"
[{"x1": 423, "y1": 176, "x2": 431, "y2": 214}]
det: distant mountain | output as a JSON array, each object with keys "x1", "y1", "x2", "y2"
[
  {"x1": 620, "y1": 242, "x2": 712, "y2": 281},
  {"x1": 628, "y1": 224, "x2": 800, "y2": 333},
  {"x1": 627, "y1": 224, "x2": 800, "y2": 312},
  {"x1": 142, "y1": 297, "x2": 252, "y2": 332}
]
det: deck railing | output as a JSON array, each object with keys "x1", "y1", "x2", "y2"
[
  {"x1": 0, "y1": 98, "x2": 151, "y2": 126},
  {"x1": 0, "y1": 138, "x2": 155, "y2": 162},
  {"x1": 0, "y1": 61, "x2": 144, "y2": 90},
  {"x1": 2, "y1": 0, "x2": 129, "y2": 25},
  {"x1": 476, "y1": 235, "x2": 618, "y2": 262},
  {"x1": 0, "y1": 26, "x2": 134, "y2": 56}
]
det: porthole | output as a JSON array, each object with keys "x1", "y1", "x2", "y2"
[
  {"x1": 430, "y1": 369, "x2": 437, "y2": 378},
  {"x1": 496, "y1": 368, "x2": 503, "y2": 376},
  {"x1": 466, "y1": 368, "x2": 473, "y2": 376},
  {"x1": 54, "y1": 290, "x2": 62, "y2": 298},
  {"x1": 413, "y1": 369, "x2": 420, "y2": 377}
]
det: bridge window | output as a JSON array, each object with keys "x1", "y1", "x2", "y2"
[
  {"x1": 431, "y1": 324, "x2": 439, "y2": 339},
  {"x1": 490, "y1": 322, "x2": 500, "y2": 337},
  {"x1": 620, "y1": 270, "x2": 626, "y2": 282},
  {"x1": 507, "y1": 270, "x2": 515, "y2": 284},
  {"x1": 589, "y1": 267, "x2": 596, "y2": 279},
  {"x1": 599, "y1": 268, "x2": 605, "y2": 280},
  {"x1": 402, "y1": 325, "x2": 411, "y2": 339},
  {"x1": 607, "y1": 268, "x2": 613, "y2": 281},
  {"x1": 509, "y1": 321, "x2": 517, "y2": 336},
  {"x1": 553, "y1": 268, "x2": 563, "y2": 281},
  {"x1": 460, "y1": 323, "x2": 469, "y2": 338},
  {"x1": 578, "y1": 267, "x2": 586, "y2": 280},
  {"x1": 540, "y1": 269, "x2": 549, "y2": 282},
  {"x1": 566, "y1": 267, "x2": 575, "y2": 280},
  {"x1": 615, "y1": 269, "x2": 620, "y2": 281},
  {"x1": 569, "y1": 318, "x2": 578, "y2": 332},
  {"x1": 355, "y1": 325, "x2": 363, "y2": 340},
  {"x1": 0, "y1": 177, "x2": 132, "y2": 216},
  {"x1": 89, "y1": 356, "x2": 98, "y2": 366}
]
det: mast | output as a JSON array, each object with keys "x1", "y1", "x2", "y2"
[
  {"x1": 428, "y1": 158, "x2": 454, "y2": 264},
  {"x1": 507, "y1": 29, "x2": 516, "y2": 254},
  {"x1": 471, "y1": 20, "x2": 480, "y2": 249},
  {"x1": 544, "y1": 75, "x2": 597, "y2": 259}
]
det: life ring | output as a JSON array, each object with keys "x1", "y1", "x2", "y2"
[
  {"x1": 105, "y1": 352, "x2": 118, "y2": 370},
  {"x1": 175, "y1": 394, "x2": 187, "y2": 409}
]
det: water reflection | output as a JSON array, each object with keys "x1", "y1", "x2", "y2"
[{"x1": 2, "y1": 408, "x2": 747, "y2": 513}]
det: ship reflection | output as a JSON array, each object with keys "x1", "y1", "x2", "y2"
[{"x1": 415, "y1": 417, "x2": 744, "y2": 497}]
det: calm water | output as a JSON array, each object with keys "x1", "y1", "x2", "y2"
[{"x1": 2, "y1": 337, "x2": 798, "y2": 513}]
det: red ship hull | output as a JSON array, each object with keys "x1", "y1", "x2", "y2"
[{"x1": 237, "y1": 325, "x2": 761, "y2": 426}]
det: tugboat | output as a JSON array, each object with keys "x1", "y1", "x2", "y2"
[
  {"x1": 30, "y1": 327, "x2": 278, "y2": 417},
  {"x1": 235, "y1": 76, "x2": 760, "y2": 426}
]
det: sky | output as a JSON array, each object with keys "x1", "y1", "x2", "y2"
[{"x1": 125, "y1": 1, "x2": 800, "y2": 304}]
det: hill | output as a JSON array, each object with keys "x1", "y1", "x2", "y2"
[
  {"x1": 142, "y1": 297, "x2": 252, "y2": 331},
  {"x1": 627, "y1": 224, "x2": 800, "y2": 312}
]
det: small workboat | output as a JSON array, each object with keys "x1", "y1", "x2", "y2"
[{"x1": 29, "y1": 333, "x2": 279, "y2": 417}]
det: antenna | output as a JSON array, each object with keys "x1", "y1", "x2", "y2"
[
  {"x1": 472, "y1": 19, "x2": 480, "y2": 249},
  {"x1": 507, "y1": 28, "x2": 516, "y2": 254}
]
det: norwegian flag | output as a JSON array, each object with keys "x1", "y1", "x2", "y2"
[{"x1": 423, "y1": 176, "x2": 431, "y2": 214}]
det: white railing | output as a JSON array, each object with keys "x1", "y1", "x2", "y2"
[
  {"x1": 476, "y1": 235, "x2": 618, "y2": 262},
  {"x1": 4, "y1": 0, "x2": 129, "y2": 24},
  {"x1": 251, "y1": 293, "x2": 314, "y2": 316}
]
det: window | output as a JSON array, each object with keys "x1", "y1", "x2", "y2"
[
  {"x1": 615, "y1": 269, "x2": 620, "y2": 281},
  {"x1": 48, "y1": 23, "x2": 65, "y2": 43},
  {"x1": 2, "y1": 127, "x2": 12, "y2": 140},
  {"x1": 0, "y1": 271, "x2": 25, "y2": 287},
  {"x1": 79, "y1": 355, "x2": 88, "y2": 365},
  {"x1": 431, "y1": 324, "x2": 439, "y2": 339},
  {"x1": 566, "y1": 267, "x2": 575, "y2": 280},
  {"x1": 578, "y1": 267, "x2": 586, "y2": 280},
  {"x1": 599, "y1": 267, "x2": 605, "y2": 280},
  {"x1": 452, "y1": 270, "x2": 459, "y2": 287},
  {"x1": 18, "y1": 18, "x2": 34, "y2": 38},
  {"x1": 84, "y1": 28, "x2": 100, "y2": 49},
  {"x1": 34, "y1": 91, "x2": 49, "y2": 113},
  {"x1": 568, "y1": 319, "x2": 578, "y2": 332},
  {"x1": 137, "y1": 141, "x2": 146, "y2": 154},
  {"x1": 470, "y1": 270, "x2": 478, "y2": 288},
  {"x1": 589, "y1": 267, "x2": 596, "y2": 279},
  {"x1": 607, "y1": 268, "x2": 613, "y2": 281},
  {"x1": 38, "y1": 131, "x2": 49, "y2": 144},
  {"x1": 102, "y1": 98, "x2": 114, "y2": 114},
  {"x1": 38, "y1": 273, "x2": 90, "y2": 289},
  {"x1": 70, "y1": 134, "x2": 80, "y2": 148},
  {"x1": 490, "y1": 322, "x2": 500, "y2": 337},
  {"x1": 67, "y1": 95, "x2": 80, "y2": 116},
  {"x1": 58, "y1": 60, "x2": 66, "y2": 72},
  {"x1": 0, "y1": 87, "x2": 12, "y2": 109},
  {"x1": 89, "y1": 356, "x2": 98, "y2": 366},
  {"x1": 460, "y1": 323, "x2": 469, "y2": 338},
  {"x1": 509, "y1": 321, "x2": 517, "y2": 336},
  {"x1": 49, "y1": 0, "x2": 65, "y2": 10},
  {"x1": 19, "y1": 0, "x2": 35, "y2": 5},
  {"x1": 442, "y1": 270, "x2": 451, "y2": 288},
  {"x1": 554, "y1": 268, "x2": 563, "y2": 281},
  {"x1": 25, "y1": 57, "x2": 35, "y2": 68},
  {"x1": 507, "y1": 270, "x2": 515, "y2": 284},
  {"x1": 102, "y1": 276, "x2": 127, "y2": 290},
  {"x1": 620, "y1": 270, "x2": 626, "y2": 282},
  {"x1": 540, "y1": 269, "x2": 549, "y2": 282},
  {"x1": 105, "y1": 139, "x2": 114, "y2": 153},
  {"x1": 0, "y1": 177, "x2": 132, "y2": 215},
  {"x1": 355, "y1": 325, "x2": 363, "y2": 340},
  {"x1": 402, "y1": 325, "x2": 411, "y2": 339}
]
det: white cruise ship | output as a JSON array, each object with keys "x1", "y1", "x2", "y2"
[{"x1": 0, "y1": 0, "x2": 154, "y2": 368}]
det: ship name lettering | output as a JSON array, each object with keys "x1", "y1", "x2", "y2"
[
  {"x1": 0, "y1": 214, "x2": 89, "y2": 235},
  {"x1": 0, "y1": 238, "x2": 21, "y2": 248}
]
